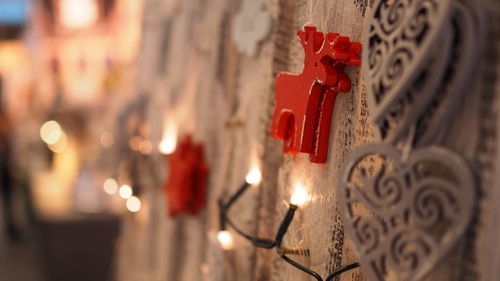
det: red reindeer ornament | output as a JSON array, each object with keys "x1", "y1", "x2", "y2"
[
  {"x1": 164, "y1": 136, "x2": 209, "y2": 217},
  {"x1": 271, "y1": 26, "x2": 361, "y2": 163}
]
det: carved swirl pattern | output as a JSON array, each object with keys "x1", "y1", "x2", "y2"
[
  {"x1": 365, "y1": 0, "x2": 450, "y2": 103},
  {"x1": 339, "y1": 144, "x2": 475, "y2": 281},
  {"x1": 364, "y1": 0, "x2": 473, "y2": 144},
  {"x1": 365, "y1": 0, "x2": 484, "y2": 144},
  {"x1": 413, "y1": 0, "x2": 484, "y2": 144}
]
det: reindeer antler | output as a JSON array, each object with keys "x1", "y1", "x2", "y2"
[
  {"x1": 298, "y1": 26, "x2": 325, "y2": 54},
  {"x1": 318, "y1": 32, "x2": 362, "y2": 66}
]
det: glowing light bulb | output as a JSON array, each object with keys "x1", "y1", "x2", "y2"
[
  {"x1": 118, "y1": 184, "x2": 132, "y2": 199},
  {"x1": 290, "y1": 183, "x2": 311, "y2": 207},
  {"x1": 159, "y1": 139, "x2": 176, "y2": 154},
  {"x1": 40, "y1": 120, "x2": 62, "y2": 145},
  {"x1": 217, "y1": 230, "x2": 234, "y2": 250},
  {"x1": 159, "y1": 118, "x2": 177, "y2": 154},
  {"x1": 103, "y1": 178, "x2": 118, "y2": 195},
  {"x1": 245, "y1": 167, "x2": 262, "y2": 185},
  {"x1": 126, "y1": 196, "x2": 141, "y2": 212},
  {"x1": 60, "y1": 0, "x2": 98, "y2": 29}
]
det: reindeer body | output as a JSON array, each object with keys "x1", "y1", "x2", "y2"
[{"x1": 271, "y1": 26, "x2": 361, "y2": 163}]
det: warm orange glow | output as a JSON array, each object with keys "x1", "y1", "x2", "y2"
[
  {"x1": 139, "y1": 140, "x2": 153, "y2": 155},
  {"x1": 103, "y1": 178, "x2": 118, "y2": 195},
  {"x1": 48, "y1": 132, "x2": 68, "y2": 153},
  {"x1": 201, "y1": 264, "x2": 210, "y2": 276},
  {"x1": 245, "y1": 167, "x2": 262, "y2": 185},
  {"x1": 40, "y1": 120, "x2": 63, "y2": 145},
  {"x1": 59, "y1": 0, "x2": 98, "y2": 29},
  {"x1": 159, "y1": 118, "x2": 177, "y2": 154},
  {"x1": 129, "y1": 136, "x2": 142, "y2": 151},
  {"x1": 119, "y1": 184, "x2": 133, "y2": 199},
  {"x1": 0, "y1": 42, "x2": 27, "y2": 72},
  {"x1": 31, "y1": 141, "x2": 80, "y2": 216},
  {"x1": 290, "y1": 182, "x2": 311, "y2": 207},
  {"x1": 217, "y1": 230, "x2": 234, "y2": 250},
  {"x1": 126, "y1": 196, "x2": 141, "y2": 212}
]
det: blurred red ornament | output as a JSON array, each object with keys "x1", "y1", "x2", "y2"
[
  {"x1": 164, "y1": 136, "x2": 209, "y2": 217},
  {"x1": 271, "y1": 26, "x2": 361, "y2": 163}
]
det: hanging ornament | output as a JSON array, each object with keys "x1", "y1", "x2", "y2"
[
  {"x1": 271, "y1": 26, "x2": 361, "y2": 163},
  {"x1": 407, "y1": 0, "x2": 484, "y2": 144},
  {"x1": 338, "y1": 143, "x2": 475, "y2": 281},
  {"x1": 232, "y1": 0, "x2": 272, "y2": 57},
  {"x1": 363, "y1": 0, "x2": 451, "y2": 144},
  {"x1": 363, "y1": 0, "x2": 483, "y2": 145},
  {"x1": 339, "y1": 0, "x2": 485, "y2": 280},
  {"x1": 164, "y1": 135, "x2": 209, "y2": 217}
]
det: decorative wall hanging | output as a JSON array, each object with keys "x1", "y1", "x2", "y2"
[
  {"x1": 232, "y1": 0, "x2": 272, "y2": 57},
  {"x1": 338, "y1": 144, "x2": 475, "y2": 281},
  {"x1": 339, "y1": 0, "x2": 484, "y2": 280},
  {"x1": 411, "y1": 0, "x2": 484, "y2": 144},
  {"x1": 363, "y1": 0, "x2": 483, "y2": 145},
  {"x1": 164, "y1": 135, "x2": 209, "y2": 217},
  {"x1": 271, "y1": 26, "x2": 362, "y2": 163}
]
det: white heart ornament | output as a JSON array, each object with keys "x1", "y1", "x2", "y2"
[{"x1": 339, "y1": 144, "x2": 475, "y2": 281}]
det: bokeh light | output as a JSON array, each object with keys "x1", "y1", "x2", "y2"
[
  {"x1": 100, "y1": 132, "x2": 115, "y2": 148},
  {"x1": 59, "y1": 0, "x2": 98, "y2": 29},
  {"x1": 103, "y1": 178, "x2": 118, "y2": 195},
  {"x1": 126, "y1": 196, "x2": 141, "y2": 212},
  {"x1": 217, "y1": 230, "x2": 234, "y2": 250},
  {"x1": 118, "y1": 184, "x2": 132, "y2": 199},
  {"x1": 40, "y1": 120, "x2": 63, "y2": 145}
]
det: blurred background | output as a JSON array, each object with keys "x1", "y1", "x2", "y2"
[
  {"x1": 1, "y1": 1, "x2": 499, "y2": 281},
  {"x1": 0, "y1": 1, "x2": 150, "y2": 280}
]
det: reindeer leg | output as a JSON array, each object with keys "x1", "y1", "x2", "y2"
[
  {"x1": 310, "y1": 88, "x2": 338, "y2": 163},
  {"x1": 283, "y1": 115, "x2": 297, "y2": 154}
]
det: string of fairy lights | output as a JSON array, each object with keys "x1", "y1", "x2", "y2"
[
  {"x1": 217, "y1": 168, "x2": 360, "y2": 281},
  {"x1": 40, "y1": 117, "x2": 358, "y2": 279},
  {"x1": 99, "y1": 113, "x2": 178, "y2": 214}
]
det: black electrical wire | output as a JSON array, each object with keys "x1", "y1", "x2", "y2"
[
  {"x1": 219, "y1": 180, "x2": 360, "y2": 280},
  {"x1": 273, "y1": 204, "x2": 360, "y2": 281},
  {"x1": 274, "y1": 204, "x2": 298, "y2": 246},
  {"x1": 281, "y1": 254, "x2": 323, "y2": 281},
  {"x1": 325, "y1": 263, "x2": 360, "y2": 281},
  {"x1": 281, "y1": 254, "x2": 360, "y2": 281},
  {"x1": 219, "y1": 180, "x2": 277, "y2": 248},
  {"x1": 220, "y1": 199, "x2": 275, "y2": 249},
  {"x1": 224, "y1": 182, "x2": 251, "y2": 208}
]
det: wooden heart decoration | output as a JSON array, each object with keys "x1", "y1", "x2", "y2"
[
  {"x1": 410, "y1": 0, "x2": 484, "y2": 144},
  {"x1": 338, "y1": 144, "x2": 475, "y2": 281},
  {"x1": 363, "y1": 0, "x2": 453, "y2": 143}
]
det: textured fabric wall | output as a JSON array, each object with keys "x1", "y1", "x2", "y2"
[{"x1": 115, "y1": 0, "x2": 500, "y2": 281}]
